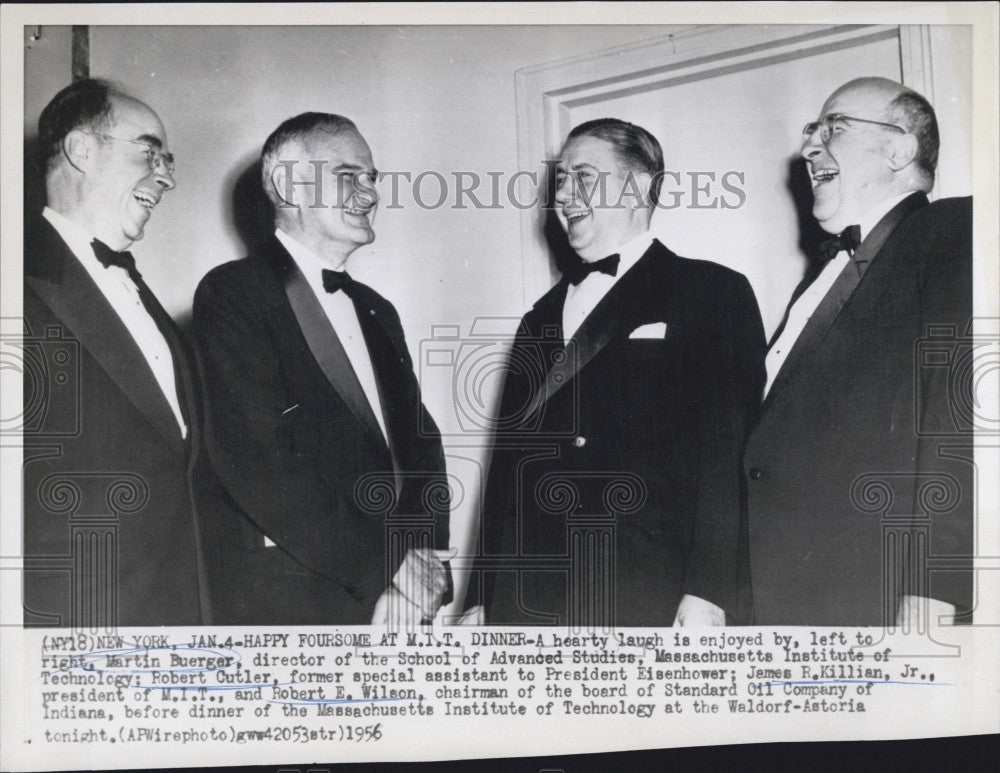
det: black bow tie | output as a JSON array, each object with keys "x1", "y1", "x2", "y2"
[
  {"x1": 565, "y1": 253, "x2": 621, "y2": 286},
  {"x1": 818, "y1": 224, "x2": 862, "y2": 262},
  {"x1": 92, "y1": 239, "x2": 141, "y2": 282},
  {"x1": 322, "y1": 268, "x2": 354, "y2": 295}
]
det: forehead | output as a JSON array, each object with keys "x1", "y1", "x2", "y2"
[
  {"x1": 557, "y1": 134, "x2": 620, "y2": 167},
  {"x1": 820, "y1": 84, "x2": 892, "y2": 120},
  {"x1": 298, "y1": 128, "x2": 373, "y2": 166},
  {"x1": 108, "y1": 95, "x2": 167, "y2": 142}
]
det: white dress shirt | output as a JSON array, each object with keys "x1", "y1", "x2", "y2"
[
  {"x1": 562, "y1": 230, "x2": 656, "y2": 344},
  {"x1": 275, "y1": 229, "x2": 388, "y2": 441},
  {"x1": 42, "y1": 207, "x2": 187, "y2": 438},
  {"x1": 763, "y1": 193, "x2": 914, "y2": 397}
]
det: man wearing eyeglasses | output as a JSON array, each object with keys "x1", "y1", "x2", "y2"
[
  {"x1": 23, "y1": 78, "x2": 212, "y2": 626},
  {"x1": 745, "y1": 77, "x2": 973, "y2": 627}
]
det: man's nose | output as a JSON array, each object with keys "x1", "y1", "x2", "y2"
[
  {"x1": 800, "y1": 131, "x2": 824, "y2": 160},
  {"x1": 154, "y1": 167, "x2": 175, "y2": 191},
  {"x1": 354, "y1": 185, "x2": 377, "y2": 208},
  {"x1": 554, "y1": 178, "x2": 573, "y2": 204},
  {"x1": 353, "y1": 175, "x2": 378, "y2": 208}
]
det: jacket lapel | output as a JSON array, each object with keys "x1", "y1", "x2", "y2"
[
  {"x1": 536, "y1": 241, "x2": 661, "y2": 406},
  {"x1": 25, "y1": 218, "x2": 185, "y2": 454},
  {"x1": 350, "y1": 288, "x2": 410, "y2": 489},
  {"x1": 763, "y1": 193, "x2": 928, "y2": 412},
  {"x1": 269, "y1": 238, "x2": 389, "y2": 455}
]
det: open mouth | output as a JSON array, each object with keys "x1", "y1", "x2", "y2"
[
  {"x1": 564, "y1": 210, "x2": 590, "y2": 224},
  {"x1": 132, "y1": 190, "x2": 160, "y2": 211},
  {"x1": 344, "y1": 207, "x2": 371, "y2": 217},
  {"x1": 810, "y1": 168, "x2": 839, "y2": 186}
]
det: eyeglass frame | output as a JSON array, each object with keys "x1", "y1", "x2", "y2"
[
  {"x1": 802, "y1": 114, "x2": 907, "y2": 145},
  {"x1": 88, "y1": 133, "x2": 175, "y2": 173}
]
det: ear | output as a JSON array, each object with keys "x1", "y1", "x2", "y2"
[
  {"x1": 885, "y1": 132, "x2": 919, "y2": 172},
  {"x1": 269, "y1": 163, "x2": 296, "y2": 208},
  {"x1": 62, "y1": 129, "x2": 93, "y2": 173},
  {"x1": 618, "y1": 169, "x2": 653, "y2": 210}
]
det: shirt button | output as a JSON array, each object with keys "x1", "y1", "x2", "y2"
[
  {"x1": 749, "y1": 467, "x2": 763, "y2": 480},
  {"x1": 572, "y1": 436, "x2": 587, "y2": 448}
]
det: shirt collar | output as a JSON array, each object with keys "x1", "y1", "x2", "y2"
[
  {"x1": 857, "y1": 192, "x2": 915, "y2": 242},
  {"x1": 613, "y1": 229, "x2": 655, "y2": 277},
  {"x1": 275, "y1": 228, "x2": 345, "y2": 290}
]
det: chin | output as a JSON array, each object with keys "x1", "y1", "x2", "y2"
[
  {"x1": 124, "y1": 218, "x2": 148, "y2": 243},
  {"x1": 812, "y1": 208, "x2": 840, "y2": 234},
  {"x1": 816, "y1": 214, "x2": 847, "y2": 235}
]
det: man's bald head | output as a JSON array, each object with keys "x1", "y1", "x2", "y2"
[
  {"x1": 824, "y1": 77, "x2": 906, "y2": 109},
  {"x1": 801, "y1": 77, "x2": 939, "y2": 234},
  {"x1": 823, "y1": 77, "x2": 939, "y2": 187},
  {"x1": 39, "y1": 78, "x2": 175, "y2": 249}
]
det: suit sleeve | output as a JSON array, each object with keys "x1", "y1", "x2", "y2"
[
  {"x1": 913, "y1": 199, "x2": 974, "y2": 616},
  {"x1": 192, "y1": 271, "x2": 380, "y2": 601},
  {"x1": 376, "y1": 297, "x2": 452, "y2": 556},
  {"x1": 682, "y1": 272, "x2": 767, "y2": 620}
]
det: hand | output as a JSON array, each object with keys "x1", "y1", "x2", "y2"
[
  {"x1": 673, "y1": 594, "x2": 726, "y2": 627},
  {"x1": 371, "y1": 548, "x2": 457, "y2": 627},
  {"x1": 453, "y1": 605, "x2": 485, "y2": 626},
  {"x1": 895, "y1": 595, "x2": 956, "y2": 629},
  {"x1": 370, "y1": 585, "x2": 427, "y2": 627}
]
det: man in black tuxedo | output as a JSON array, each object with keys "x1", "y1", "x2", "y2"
[
  {"x1": 745, "y1": 78, "x2": 973, "y2": 626},
  {"x1": 193, "y1": 113, "x2": 451, "y2": 625},
  {"x1": 23, "y1": 78, "x2": 211, "y2": 626},
  {"x1": 466, "y1": 118, "x2": 766, "y2": 627}
]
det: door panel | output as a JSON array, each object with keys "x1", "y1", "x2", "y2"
[{"x1": 567, "y1": 36, "x2": 901, "y2": 335}]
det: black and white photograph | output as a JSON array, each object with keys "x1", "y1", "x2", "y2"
[{"x1": 1, "y1": 3, "x2": 997, "y2": 771}]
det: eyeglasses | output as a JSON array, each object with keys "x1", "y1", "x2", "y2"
[
  {"x1": 802, "y1": 114, "x2": 906, "y2": 144},
  {"x1": 92, "y1": 134, "x2": 175, "y2": 173}
]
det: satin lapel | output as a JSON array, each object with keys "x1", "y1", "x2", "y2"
[
  {"x1": 763, "y1": 193, "x2": 928, "y2": 412},
  {"x1": 275, "y1": 243, "x2": 388, "y2": 454},
  {"x1": 351, "y1": 286, "x2": 408, "y2": 387},
  {"x1": 349, "y1": 289, "x2": 407, "y2": 488},
  {"x1": 25, "y1": 220, "x2": 184, "y2": 453},
  {"x1": 538, "y1": 244, "x2": 659, "y2": 405},
  {"x1": 525, "y1": 277, "x2": 568, "y2": 344}
]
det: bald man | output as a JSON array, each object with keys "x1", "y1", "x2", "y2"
[
  {"x1": 745, "y1": 78, "x2": 973, "y2": 626},
  {"x1": 23, "y1": 78, "x2": 213, "y2": 626}
]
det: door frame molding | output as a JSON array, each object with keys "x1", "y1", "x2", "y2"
[{"x1": 513, "y1": 23, "x2": 933, "y2": 303}]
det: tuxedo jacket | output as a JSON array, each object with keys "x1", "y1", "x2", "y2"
[
  {"x1": 22, "y1": 217, "x2": 211, "y2": 627},
  {"x1": 469, "y1": 239, "x2": 767, "y2": 626},
  {"x1": 745, "y1": 194, "x2": 974, "y2": 626},
  {"x1": 192, "y1": 236, "x2": 449, "y2": 624}
]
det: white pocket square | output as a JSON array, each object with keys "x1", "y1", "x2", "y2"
[{"x1": 629, "y1": 322, "x2": 668, "y2": 339}]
